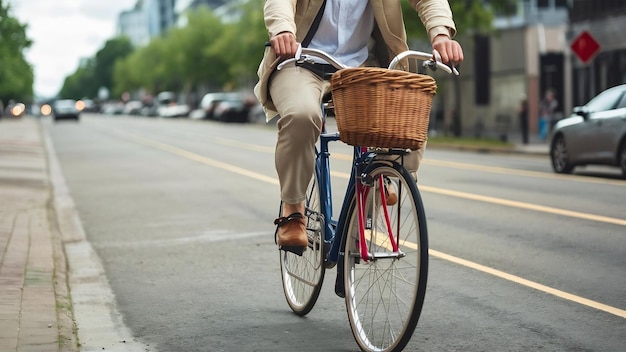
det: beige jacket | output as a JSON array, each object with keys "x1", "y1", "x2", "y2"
[{"x1": 254, "y1": 0, "x2": 457, "y2": 120}]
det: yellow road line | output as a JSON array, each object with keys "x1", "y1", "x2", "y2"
[
  {"x1": 423, "y1": 159, "x2": 626, "y2": 186},
  {"x1": 420, "y1": 185, "x2": 626, "y2": 227},
  {"x1": 429, "y1": 249, "x2": 626, "y2": 319},
  {"x1": 376, "y1": 231, "x2": 626, "y2": 319},
  {"x1": 106, "y1": 129, "x2": 626, "y2": 318},
  {"x1": 111, "y1": 130, "x2": 278, "y2": 186},
  {"x1": 216, "y1": 137, "x2": 275, "y2": 153}
]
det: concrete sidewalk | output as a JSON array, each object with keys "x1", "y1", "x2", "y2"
[{"x1": 0, "y1": 117, "x2": 76, "y2": 351}]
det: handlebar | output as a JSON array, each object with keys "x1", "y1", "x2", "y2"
[
  {"x1": 276, "y1": 45, "x2": 459, "y2": 75},
  {"x1": 389, "y1": 50, "x2": 460, "y2": 75}
]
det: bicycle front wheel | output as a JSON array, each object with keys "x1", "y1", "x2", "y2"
[
  {"x1": 279, "y1": 173, "x2": 326, "y2": 316},
  {"x1": 343, "y1": 162, "x2": 428, "y2": 352}
]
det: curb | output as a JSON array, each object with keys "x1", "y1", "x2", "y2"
[
  {"x1": 41, "y1": 119, "x2": 151, "y2": 351},
  {"x1": 427, "y1": 143, "x2": 549, "y2": 156},
  {"x1": 39, "y1": 121, "x2": 79, "y2": 352}
]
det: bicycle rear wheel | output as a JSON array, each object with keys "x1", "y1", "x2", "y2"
[
  {"x1": 343, "y1": 162, "x2": 428, "y2": 352},
  {"x1": 279, "y1": 173, "x2": 326, "y2": 316}
]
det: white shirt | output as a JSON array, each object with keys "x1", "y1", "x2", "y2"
[{"x1": 308, "y1": 0, "x2": 374, "y2": 67}]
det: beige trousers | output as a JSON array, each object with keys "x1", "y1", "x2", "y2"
[{"x1": 269, "y1": 65, "x2": 424, "y2": 204}]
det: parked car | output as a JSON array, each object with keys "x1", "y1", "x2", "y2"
[
  {"x1": 140, "y1": 104, "x2": 158, "y2": 117},
  {"x1": 80, "y1": 99, "x2": 100, "y2": 113},
  {"x1": 213, "y1": 99, "x2": 249, "y2": 122},
  {"x1": 123, "y1": 101, "x2": 144, "y2": 115},
  {"x1": 550, "y1": 84, "x2": 626, "y2": 177},
  {"x1": 157, "y1": 104, "x2": 190, "y2": 118},
  {"x1": 156, "y1": 91, "x2": 189, "y2": 117},
  {"x1": 101, "y1": 102, "x2": 125, "y2": 115},
  {"x1": 52, "y1": 99, "x2": 80, "y2": 121},
  {"x1": 200, "y1": 92, "x2": 251, "y2": 122}
]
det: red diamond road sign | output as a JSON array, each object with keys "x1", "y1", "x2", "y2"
[{"x1": 570, "y1": 31, "x2": 600, "y2": 64}]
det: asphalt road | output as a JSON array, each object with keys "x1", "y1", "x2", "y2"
[{"x1": 44, "y1": 114, "x2": 625, "y2": 352}]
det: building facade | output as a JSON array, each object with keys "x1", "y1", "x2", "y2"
[
  {"x1": 117, "y1": 2, "x2": 150, "y2": 47},
  {"x1": 436, "y1": 0, "x2": 567, "y2": 138},
  {"x1": 568, "y1": 0, "x2": 626, "y2": 107},
  {"x1": 119, "y1": 0, "x2": 230, "y2": 44},
  {"x1": 174, "y1": 0, "x2": 227, "y2": 26},
  {"x1": 117, "y1": 0, "x2": 178, "y2": 47},
  {"x1": 447, "y1": 0, "x2": 626, "y2": 140}
]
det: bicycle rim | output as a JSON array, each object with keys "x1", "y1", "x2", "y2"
[
  {"x1": 343, "y1": 163, "x2": 428, "y2": 352},
  {"x1": 280, "y1": 173, "x2": 326, "y2": 316}
]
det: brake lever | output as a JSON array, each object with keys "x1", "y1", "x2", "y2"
[
  {"x1": 430, "y1": 49, "x2": 460, "y2": 75},
  {"x1": 277, "y1": 55, "x2": 317, "y2": 71},
  {"x1": 277, "y1": 44, "x2": 307, "y2": 71}
]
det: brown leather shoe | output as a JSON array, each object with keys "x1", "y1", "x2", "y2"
[
  {"x1": 383, "y1": 176, "x2": 398, "y2": 206},
  {"x1": 374, "y1": 176, "x2": 398, "y2": 207},
  {"x1": 274, "y1": 213, "x2": 308, "y2": 254}
]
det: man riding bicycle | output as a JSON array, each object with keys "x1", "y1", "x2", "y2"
[{"x1": 254, "y1": 0, "x2": 464, "y2": 254}]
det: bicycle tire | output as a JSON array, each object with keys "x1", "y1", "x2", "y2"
[
  {"x1": 343, "y1": 161, "x2": 428, "y2": 352},
  {"x1": 279, "y1": 172, "x2": 326, "y2": 316}
]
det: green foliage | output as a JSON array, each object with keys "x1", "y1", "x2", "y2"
[
  {"x1": 114, "y1": 36, "x2": 172, "y2": 97},
  {"x1": 61, "y1": 2, "x2": 268, "y2": 99},
  {"x1": 217, "y1": 0, "x2": 267, "y2": 88},
  {"x1": 113, "y1": 3, "x2": 266, "y2": 96},
  {"x1": 59, "y1": 60, "x2": 97, "y2": 100},
  {"x1": 60, "y1": 36, "x2": 133, "y2": 99},
  {"x1": 173, "y1": 8, "x2": 229, "y2": 89},
  {"x1": 401, "y1": 2, "x2": 429, "y2": 41},
  {"x1": 113, "y1": 8, "x2": 226, "y2": 96},
  {"x1": 0, "y1": 0, "x2": 34, "y2": 104},
  {"x1": 94, "y1": 37, "x2": 134, "y2": 92}
]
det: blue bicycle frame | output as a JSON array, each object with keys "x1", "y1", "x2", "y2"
[{"x1": 314, "y1": 120, "x2": 371, "y2": 265}]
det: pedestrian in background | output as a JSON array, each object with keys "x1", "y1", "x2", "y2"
[
  {"x1": 519, "y1": 98, "x2": 529, "y2": 144},
  {"x1": 539, "y1": 89, "x2": 558, "y2": 141}
]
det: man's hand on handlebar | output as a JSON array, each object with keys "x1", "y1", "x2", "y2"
[
  {"x1": 269, "y1": 32, "x2": 300, "y2": 58},
  {"x1": 432, "y1": 34, "x2": 464, "y2": 67}
]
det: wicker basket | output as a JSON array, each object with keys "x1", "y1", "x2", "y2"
[{"x1": 330, "y1": 67, "x2": 437, "y2": 150}]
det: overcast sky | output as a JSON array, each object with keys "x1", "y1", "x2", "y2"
[{"x1": 10, "y1": 0, "x2": 136, "y2": 99}]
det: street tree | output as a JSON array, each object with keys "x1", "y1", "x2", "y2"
[
  {"x1": 212, "y1": 0, "x2": 266, "y2": 89},
  {"x1": 113, "y1": 38, "x2": 171, "y2": 97},
  {"x1": 178, "y1": 8, "x2": 230, "y2": 89},
  {"x1": 61, "y1": 36, "x2": 134, "y2": 100},
  {"x1": 59, "y1": 59, "x2": 97, "y2": 100},
  {"x1": 0, "y1": 0, "x2": 33, "y2": 106},
  {"x1": 114, "y1": 8, "x2": 230, "y2": 97},
  {"x1": 93, "y1": 37, "x2": 134, "y2": 95}
]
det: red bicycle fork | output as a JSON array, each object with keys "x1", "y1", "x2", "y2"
[{"x1": 355, "y1": 175, "x2": 399, "y2": 262}]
